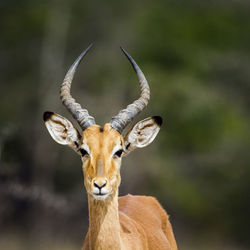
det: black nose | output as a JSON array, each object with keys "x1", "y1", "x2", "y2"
[{"x1": 94, "y1": 181, "x2": 107, "y2": 189}]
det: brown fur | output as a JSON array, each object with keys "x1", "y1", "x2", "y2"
[
  {"x1": 81, "y1": 125, "x2": 177, "y2": 250},
  {"x1": 83, "y1": 194, "x2": 177, "y2": 250},
  {"x1": 45, "y1": 116, "x2": 177, "y2": 249}
]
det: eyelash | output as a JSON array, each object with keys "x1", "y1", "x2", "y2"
[
  {"x1": 80, "y1": 148, "x2": 89, "y2": 157},
  {"x1": 114, "y1": 149, "x2": 123, "y2": 158}
]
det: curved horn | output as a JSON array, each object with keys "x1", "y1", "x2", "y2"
[
  {"x1": 60, "y1": 44, "x2": 96, "y2": 130},
  {"x1": 110, "y1": 47, "x2": 150, "y2": 133}
]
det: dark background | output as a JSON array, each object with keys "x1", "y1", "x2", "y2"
[{"x1": 1, "y1": 0, "x2": 250, "y2": 249}]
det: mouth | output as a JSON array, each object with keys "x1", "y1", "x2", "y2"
[
  {"x1": 93, "y1": 193, "x2": 109, "y2": 200},
  {"x1": 92, "y1": 191, "x2": 110, "y2": 200}
]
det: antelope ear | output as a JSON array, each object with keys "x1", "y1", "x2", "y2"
[
  {"x1": 124, "y1": 116, "x2": 162, "y2": 155},
  {"x1": 43, "y1": 111, "x2": 81, "y2": 151}
]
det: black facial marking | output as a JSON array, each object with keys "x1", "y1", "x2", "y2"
[
  {"x1": 43, "y1": 111, "x2": 54, "y2": 122},
  {"x1": 152, "y1": 116, "x2": 163, "y2": 126},
  {"x1": 100, "y1": 127, "x2": 104, "y2": 132}
]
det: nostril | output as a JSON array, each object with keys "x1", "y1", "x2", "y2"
[
  {"x1": 94, "y1": 181, "x2": 107, "y2": 189},
  {"x1": 94, "y1": 182, "x2": 100, "y2": 189},
  {"x1": 101, "y1": 181, "x2": 107, "y2": 188}
]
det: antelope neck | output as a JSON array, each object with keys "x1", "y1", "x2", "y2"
[{"x1": 88, "y1": 191, "x2": 122, "y2": 250}]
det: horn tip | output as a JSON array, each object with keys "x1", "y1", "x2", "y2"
[
  {"x1": 120, "y1": 46, "x2": 129, "y2": 57},
  {"x1": 88, "y1": 43, "x2": 94, "y2": 49},
  {"x1": 80, "y1": 43, "x2": 94, "y2": 57},
  {"x1": 120, "y1": 46, "x2": 140, "y2": 73}
]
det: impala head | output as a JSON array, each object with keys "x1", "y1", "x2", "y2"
[{"x1": 43, "y1": 44, "x2": 162, "y2": 200}]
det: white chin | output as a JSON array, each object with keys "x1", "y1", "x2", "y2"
[{"x1": 92, "y1": 193, "x2": 109, "y2": 200}]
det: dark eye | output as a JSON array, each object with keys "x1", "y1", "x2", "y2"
[
  {"x1": 80, "y1": 148, "x2": 88, "y2": 157},
  {"x1": 114, "y1": 149, "x2": 123, "y2": 158}
]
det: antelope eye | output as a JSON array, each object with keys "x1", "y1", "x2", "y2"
[
  {"x1": 80, "y1": 148, "x2": 89, "y2": 157},
  {"x1": 114, "y1": 149, "x2": 123, "y2": 158}
]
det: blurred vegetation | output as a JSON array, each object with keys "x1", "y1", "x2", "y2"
[{"x1": 0, "y1": 0, "x2": 250, "y2": 249}]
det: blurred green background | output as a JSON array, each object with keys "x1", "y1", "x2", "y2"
[{"x1": 1, "y1": 0, "x2": 250, "y2": 249}]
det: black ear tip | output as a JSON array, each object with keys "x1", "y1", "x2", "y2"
[
  {"x1": 43, "y1": 111, "x2": 54, "y2": 121},
  {"x1": 152, "y1": 116, "x2": 163, "y2": 126}
]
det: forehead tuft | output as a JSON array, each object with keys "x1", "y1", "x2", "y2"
[
  {"x1": 103, "y1": 123, "x2": 122, "y2": 138},
  {"x1": 81, "y1": 123, "x2": 123, "y2": 145}
]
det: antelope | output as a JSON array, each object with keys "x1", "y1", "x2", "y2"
[{"x1": 43, "y1": 44, "x2": 178, "y2": 250}]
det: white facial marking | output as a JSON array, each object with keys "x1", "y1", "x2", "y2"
[
  {"x1": 81, "y1": 144, "x2": 91, "y2": 156},
  {"x1": 92, "y1": 185, "x2": 110, "y2": 200},
  {"x1": 112, "y1": 144, "x2": 123, "y2": 157},
  {"x1": 93, "y1": 193, "x2": 109, "y2": 200}
]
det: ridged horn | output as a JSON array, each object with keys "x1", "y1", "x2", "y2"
[
  {"x1": 60, "y1": 44, "x2": 96, "y2": 130},
  {"x1": 110, "y1": 47, "x2": 150, "y2": 133}
]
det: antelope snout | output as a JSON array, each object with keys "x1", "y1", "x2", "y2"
[
  {"x1": 93, "y1": 178, "x2": 107, "y2": 189},
  {"x1": 92, "y1": 177, "x2": 109, "y2": 199}
]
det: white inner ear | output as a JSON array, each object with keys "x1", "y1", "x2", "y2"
[
  {"x1": 126, "y1": 117, "x2": 161, "y2": 148},
  {"x1": 45, "y1": 113, "x2": 79, "y2": 146}
]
